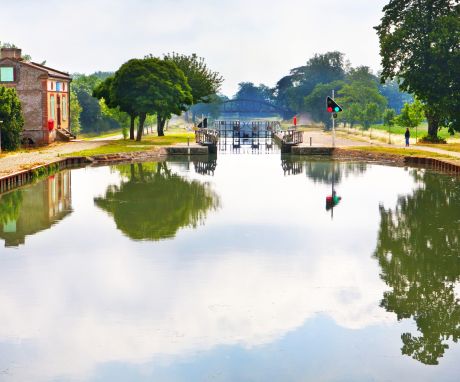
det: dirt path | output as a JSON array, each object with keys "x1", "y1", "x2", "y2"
[{"x1": 0, "y1": 140, "x2": 107, "y2": 177}]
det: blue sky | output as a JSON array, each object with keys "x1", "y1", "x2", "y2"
[{"x1": 3, "y1": 0, "x2": 388, "y2": 96}]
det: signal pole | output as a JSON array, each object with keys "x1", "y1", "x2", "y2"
[{"x1": 332, "y1": 90, "x2": 336, "y2": 147}]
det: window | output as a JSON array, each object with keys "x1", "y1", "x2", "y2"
[
  {"x1": 56, "y1": 82, "x2": 62, "y2": 92},
  {"x1": 62, "y1": 96, "x2": 67, "y2": 120},
  {"x1": 51, "y1": 82, "x2": 54, "y2": 90},
  {"x1": 0, "y1": 67, "x2": 14, "y2": 82},
  {"x1": 50, "y1": 95, "x2": 55, "y2": 119}
]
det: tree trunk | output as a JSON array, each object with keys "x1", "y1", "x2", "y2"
[
  {"x1": 136, "y1": 113, "x2": 146, "y2": 141},
  {"x1": 129, "y1": 114, "x2": 135, "y2": 140},
  {"x1": 426, "y1": 108, "x2": 440, "y2": 140},
  {"x1": 157, "y1": 115, "x2": 165, "y2": 136}
]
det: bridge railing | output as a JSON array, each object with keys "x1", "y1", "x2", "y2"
[
  {"x1": 195, "y1": 128, "x2": 219, "y2": 145},
  {"x1": 281, "y1": 130, "x2": 303, "y2": 145}
]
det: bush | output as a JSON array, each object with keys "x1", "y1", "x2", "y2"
[
  {"x1": 419, "y1": 135, "x2": 447, "y2": 144},
  {"x1": 0, "y1": 86, "x2": 24, "y2": 151}
]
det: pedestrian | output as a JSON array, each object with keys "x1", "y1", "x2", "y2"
[{"x1": 405, "y1": 128, "x2": 410, "y2": 147}]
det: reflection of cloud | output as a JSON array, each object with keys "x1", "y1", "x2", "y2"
[{"x1": 0, "y1": 246, "x2": 393, "y2": 381}]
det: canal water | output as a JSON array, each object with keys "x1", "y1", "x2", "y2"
[{"x1": 0, "y1": 151, "x2": 459, "y2": 381}]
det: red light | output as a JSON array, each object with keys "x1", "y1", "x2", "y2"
[{"x1": 327, "y1": 107, "x2": 333, "y2": 113}]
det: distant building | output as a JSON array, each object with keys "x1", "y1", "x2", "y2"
[{"x1": 0, "y1": 47, "x2": 74, "y2": 145}]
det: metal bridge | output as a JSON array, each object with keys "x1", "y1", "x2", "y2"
[{"x1": 219, "y1": 99, "x2": 290, "y2": 116}]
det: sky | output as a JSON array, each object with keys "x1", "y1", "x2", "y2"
[{"x1": 2, "y1": 0, "x2": 388, "y2": 96}]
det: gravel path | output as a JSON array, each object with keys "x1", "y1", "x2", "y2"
[{"x1": 0, "y1": 140, "x2": 106, "y2": 177}]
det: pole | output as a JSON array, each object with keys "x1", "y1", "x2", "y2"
[
  {"x1": 332, "y1": 90, "x2": 336, "y2": 148},
  {"x1": 0, "y1": 121, "x2": 3, "y2": 153}
]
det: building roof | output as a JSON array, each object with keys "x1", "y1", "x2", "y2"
[{"x1": 0, "y1": 57, "x2": 71, "y2": 80}]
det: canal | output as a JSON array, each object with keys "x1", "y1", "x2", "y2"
[{"x1": 0, "y1": 150, "x2": 459, "y2": 381}]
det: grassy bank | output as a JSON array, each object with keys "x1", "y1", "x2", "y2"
[
  {"x1": 347, "y1": 145, "x2": 457, "y2": 161},
  {"x1": 64, "y1": 131, "x2": 195, "y2": 157}
]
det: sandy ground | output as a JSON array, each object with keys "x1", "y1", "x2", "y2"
[{"x1": 0, "y1": 140, "x2": 106, "y2": 177}]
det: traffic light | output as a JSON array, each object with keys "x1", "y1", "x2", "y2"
[{"x1": 326, "y1": 97, "x2": 343, "y2": 113}]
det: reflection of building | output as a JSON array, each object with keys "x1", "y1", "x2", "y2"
[{"x1": 0, "y1": 171, "x2": 72, "y2": 247}]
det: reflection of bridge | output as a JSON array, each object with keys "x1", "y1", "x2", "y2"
[{"x1": 219, "y1": 99, "x2": 289, "y2": 116}]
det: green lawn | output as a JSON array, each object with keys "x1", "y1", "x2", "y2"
[
  {"x1": 66, "y1": 131, "x2": 195, "y2": 157},
  {"x1": 366, "y1": 123, "x2": 460, "y2": 140}
]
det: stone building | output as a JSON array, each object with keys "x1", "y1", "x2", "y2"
[{"x1": 0, "y1": 47, "x2": 74, "y2": 145}]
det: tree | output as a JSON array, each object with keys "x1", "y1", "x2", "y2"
[
  {"x1": 338, "y1": 69, "x2": 387, "y2": 129},
  {"x1": 0, "y1": 86, "x2": 24, "y2": 150},
  {"x1": 379, "y1": 79, "x2": 413, "y2": 112},
  {"x1": 234, "y1": 82, "x2": 273, "y2": 102},
  {"x1": 396, "y1": 99, "x2": 425, "y2": 128},
  {"x1": 374, "y1": 170, "x2": 460, "y2": 365},
  {"x1": 383, "y1": 108, "x2": 396, "y2": 142},
  {"x1": 69, "y1": 88, "x2": 82, "y2": 134},
  {"x1": 94, "y1": 162, "x2": 219, "y2": 240},
  {"x1": 375, "y1": 0, "x2": 460, "y2": 139},
  {"x1": 275, "y1": 51, "x2": 346, "y2": 113},
  {"x1": 163, "y1": 53, "x2": 223, "y2": 104}
]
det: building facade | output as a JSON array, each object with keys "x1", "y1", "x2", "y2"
[{"x1": 0, "y1": 47, "x2": 73, "y2": 145}]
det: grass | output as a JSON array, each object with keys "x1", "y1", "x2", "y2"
[
  {"x1": 365, "y1": 123, "x2": 460, "y2": 140},
  {"x1": 79, "y1": 130, "x2": 124, "y2": 140},
  {"x1": 418, "y1": 143, "x2": 460, "y2": 154},
  {"x1": 65, "y1": 131, "x2": 195, "y2": 157},
  {"x1": 347, "y1": 145, "x2": 456, "y2": 160}
]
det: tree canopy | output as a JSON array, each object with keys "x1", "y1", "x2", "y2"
[
  {"x1": 375, "y1": 0, "x2": 460, "y2": 139},
  {"x1": 163, "y1": 53, "x2": 223, "y2": 104}
]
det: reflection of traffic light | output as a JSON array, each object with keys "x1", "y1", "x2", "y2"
[{"x1": 326, "y1": 97, "x2": 343, "y2": 113}]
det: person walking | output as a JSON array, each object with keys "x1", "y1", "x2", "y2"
[{"x1": 405, "y1": 128, "x2": 410, "y2": 147}]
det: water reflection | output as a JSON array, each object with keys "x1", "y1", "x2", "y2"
[
  {"x1": 0, "y1": 171, "x2": 72, "y2": 247},
  {"x1": 374, "y1": 170, "x2": 460, "y2": 365},
  {"x1": 94, "y1": 162, "x2": 220, "y2": 241},
  {"x1": 193, "y1": 156, "x2": 217, "y2": 176}
]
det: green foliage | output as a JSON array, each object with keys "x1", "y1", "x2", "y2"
[
  {"x1": 375, "y1": 0, "x2": 460, "y2": 138},
  {"x1": 304, "y1": 81, "x2": 345, "y2": 129},
  {"x1": 163, "y1": 53, "x2": 223, "y2": 104},
  {"x1": 274, "y1": 51, "x2": 346, "y2": 113},
  {"x1": 0, "y1": 86, "x2": 24, "y2": 150},
  {"x1": 94, "y1": 162, "x2": 219, "y2": 240},
  {"x1": 383, "y1": 108, "x2": 396, "y2": 127},
  {"x1": 234, "y1": 82, "x2": 273, "y2": 102},
  {"x1": 395, "y1": 99, "x2": 425, "y2": 129},
  {"x1": 111, "y1": 57, "x2": 193, "y2": 140},
  {"x1": 374, "y1": 170, "x2": 460, "y2": 365},
  {"x1": 0, "y1": 190, "x2": 23, "y2": 225},
  {"x1": 190, "y1": 94, "x2": 227, "y2": 122},
  {"x1": 337, "y1": 66, "x2": 387, "y2": 129},
  {"x1": 69, "y1": 88, "x2": 82, "y2": 134}
]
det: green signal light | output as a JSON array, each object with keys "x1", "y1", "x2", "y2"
[{"x1": 334, "y1": 107, "x2": 340, "y2": 112}]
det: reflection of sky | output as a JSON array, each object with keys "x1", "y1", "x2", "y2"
[{"x1": 0, "y1": 157, "x2": 459, "y2": 381}]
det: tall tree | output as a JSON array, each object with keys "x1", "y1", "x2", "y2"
[
  {"x1": 162, "y1": 53, "x2": 223, "y2": 104},
  {"x1": 375, "y1": 0, "x2": 460, "y2": 140}
]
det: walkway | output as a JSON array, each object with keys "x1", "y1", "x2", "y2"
[{"x1": 0, "y1": 140, "x2": 106, "y2": 178}]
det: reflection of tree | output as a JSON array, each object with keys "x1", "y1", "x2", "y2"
[
  {"x1": 374, "y1": 171, "x2": 460, "y2": 365},
  {"x1": 304, "y1": 160, "x2": 367, "y2": 184},
  {"x1": 0, "y1": 190, "x2": 23, "y2": 225},
  {"x1": 94, "y1": 162, "x2": 220, "y2": 241}
]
